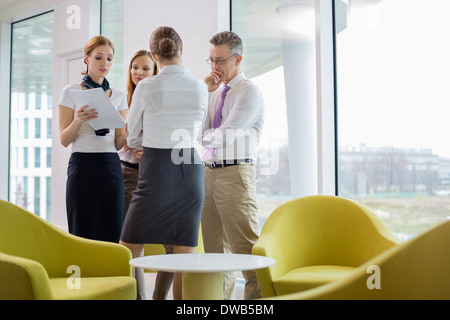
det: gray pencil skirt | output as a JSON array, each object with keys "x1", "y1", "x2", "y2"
[{"x1": 120, "y1": 147, "x2": 204, "y2": 247}]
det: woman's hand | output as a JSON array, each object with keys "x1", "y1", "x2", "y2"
[
  {"x1": 75, "y1": 105, "x2": 98, "y2": 123},
  {"x1": 134, "y1": 149, "x2": 143, "y2": 162},
  {"x1": 59, "y1": 104, "x2": 97, "y2": 147},
  {"x1": 114, "y1": 109, "x2": 128, "y2": 150}
]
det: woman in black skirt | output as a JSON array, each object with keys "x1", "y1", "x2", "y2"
[
  {"x1": 120, "y1": 26, "x2": 208, "y2": 300},
  {"x1": 59, "y1": 36, "x2": 128, "y2": 243}
]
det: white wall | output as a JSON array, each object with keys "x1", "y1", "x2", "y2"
[{"x1": 124, "y1": 0, "x2": 229, "y2": 82}]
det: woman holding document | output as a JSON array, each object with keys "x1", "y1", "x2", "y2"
[
  {"x1": 120, "y1": 26, "x2": 208, "y2": 300},
  {"x1": 59, "y1": 35, "x2": 128, "y2": 243}
]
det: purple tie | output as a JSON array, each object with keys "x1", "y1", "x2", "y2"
[
  {"x1": 204, "y1": 85, "x2": 230, "y2": 161},
  {"x1": 213, "y1": 85, "x2": 230, "y2": 128}
]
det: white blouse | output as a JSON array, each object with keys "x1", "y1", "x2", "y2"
[
  {"x1": 59, "y1": 84, "x2": 128, "y2": 153},
  {"x1": 126, "y1": 65, "x2": 208, "y2": 150},
  {"x1": 118, "y1": 109, "x2": 140, "y2": 164}
]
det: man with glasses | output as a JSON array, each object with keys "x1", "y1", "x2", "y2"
[{"x1": 201, "y1": 31, "x2": 265, "y2": 300}]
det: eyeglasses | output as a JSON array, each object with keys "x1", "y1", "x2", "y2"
[{"x1": 206, "y1": 54, "x2": 237, "y2": 66}]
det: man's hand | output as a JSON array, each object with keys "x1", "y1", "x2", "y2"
[{"x1": 204, "y1": 69, "x2": 224, "y2": 92}]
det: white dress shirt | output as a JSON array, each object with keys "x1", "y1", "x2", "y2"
[
  {"x1": 59, "y1": 84, "x2": 128, "y2": 153},
  {"x1": 202, "y1": 72, "x2": 265, "y2": 162},
  {"x1": 126, "y1": 65, "x2": 208, "y2": 151}
]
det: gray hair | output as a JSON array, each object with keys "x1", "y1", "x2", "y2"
[{"x1": 209, "y1": 31, "x2": 243, "y2": 56}]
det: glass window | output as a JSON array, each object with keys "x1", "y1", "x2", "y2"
[
  {"x1": 35, "y1": 118, "x2": 41, "y2": 139},
  {"x1": 9, "y1": 11, "x2": 54, "y2": 219},
  {"x1": 101, "y1": 0, "x2": 125, "y2": 91},
  {"x1": 34, "y1": 177, "x2": 40, "y2": 215},
  {"x1": 46, "y1": 118, "x2": 52, "y2": 138},
  {"x1": 232, "y1": 0, "x2": 318, "y2": 226},
  {"x1": 34, "y1": 147, "x2": 41, "y2": 168},
  {"x1": 335, "y1": 0, "x2": 450, "y2": 238},
  {"x1": 35, "y1": 92, "x2": 42, "y2": 110},
  {"x1": 23, "y1": 119, "x2": 29, "y2": 139},
  {"x1": 23, "y1": 147, "x2": 28, "y2": 168},
  {"x1": 46, "y1": 147, "x2": 51, "y2": 168},
  {"x1": 24, "y1": 93, "x2": 29, "y2": 110}
]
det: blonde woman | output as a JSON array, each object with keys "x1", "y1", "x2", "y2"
[
  {"x1": 59, "y1": 35, "x2": 127, "y2": 243},
  {"x1": 120, "y1": 50, "x2": 158, "y2": 212}
]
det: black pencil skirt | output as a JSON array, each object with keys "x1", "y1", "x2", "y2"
[
  {"x1": 66, "y1": 152, "x2": 125, "y2": 243},
  {"x1": 120, "y1": 147, "x2": 204, "y2": 247}
]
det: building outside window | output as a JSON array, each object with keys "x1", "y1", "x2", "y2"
[
  {"x1": 233, "y1": 0, "x2": 450, "y2": 239},
  {"x1": 336, "y1": 0, "x2": 450, "y2": 238},
  {"x1": 9, "y1": 10, "x2": 54, "y2": 219},
  {"x1": 232, "y1": 0, "x2": 311, "y2": 226}
]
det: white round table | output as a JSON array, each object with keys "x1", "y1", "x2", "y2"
[{"x1": 130, "y1": 253, "x2": 275, "y2": 300}]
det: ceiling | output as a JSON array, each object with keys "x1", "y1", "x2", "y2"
[{"x1": 0, "y1": 0, "x2": 61, "y2": 22}]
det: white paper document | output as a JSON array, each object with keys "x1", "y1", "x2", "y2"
[{"x1": 69, "y1": 88, "x2": 125, "y2": 130}]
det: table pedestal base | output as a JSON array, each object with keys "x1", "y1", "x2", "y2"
[{"x1": 183, "y1": 272, "x2": 223, "y2": 300}]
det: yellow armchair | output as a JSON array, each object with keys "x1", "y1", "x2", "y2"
[
  {"x1": 269, "y1": 219, "x2": 450, "y2": 300},
  {"x1": 252, "y1": 195, "x2": 402, "y2": 297},
  {"x1": 0, "y1": 200, "x2": 136, "y2": 300}
]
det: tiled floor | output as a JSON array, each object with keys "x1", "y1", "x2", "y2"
[{"x1": 142, "y1": 272, "x2": 244, "y2": 300}]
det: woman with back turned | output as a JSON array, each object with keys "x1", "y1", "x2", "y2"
[
  {"x1": 119, "y1": 49, "x2": 158, "y2": 300},
  {"x1": 120, "y1": 26, "x2": 208, "y2": 300}
]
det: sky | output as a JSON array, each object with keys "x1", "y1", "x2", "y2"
[
  {"x1": 240, "y1": 0, "x2": 450, "y2": 160},
  {"x1": 337, "y1": 0, "x2": 450, "y2": 158}
]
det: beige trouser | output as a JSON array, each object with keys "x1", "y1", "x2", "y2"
[
  {"x1": 122, "y1": 165, "x2": 139, "y2": 214},
  {"x1": 201, "y1": 163, "x2": 261, "y2": 300}
]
